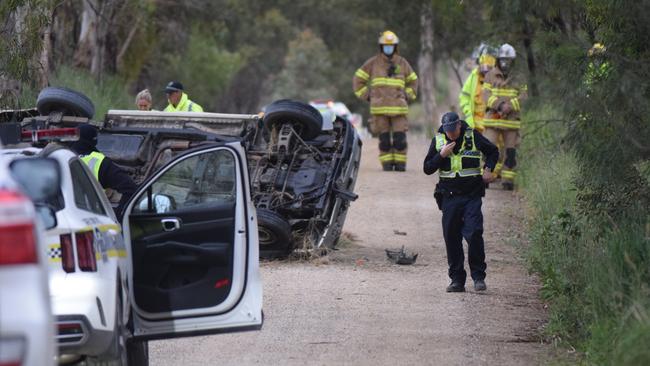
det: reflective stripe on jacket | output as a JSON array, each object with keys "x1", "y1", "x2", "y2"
[
  {"x1": 352, "y1": 53, "x2": 418, "y2": 116},
  {"x1": 80, "y1": 151, "x2": 106, "y2": 180},
  {"x1": 163, "y1": 92, "x2": 204, "y2": 112},
  {"x1": 482, "y1": 67, "x2": 527, "y2": 130},
  {"x1": 435, "y1": 129, "x2": 482, "y2": 178}
]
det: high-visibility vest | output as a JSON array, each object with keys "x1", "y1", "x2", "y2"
[
  {"x1": 435, "y1": 129, "x2": 482, "y2": 179},
  {"x1": 163, "y1": 92, "x2": 204, "y2": 112},
  {"x1": 80, "y1": 151, "x2": 106, "y2": 181}
]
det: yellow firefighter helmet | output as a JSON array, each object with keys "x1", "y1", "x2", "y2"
[
  {"x1": 588, "y1": 42, "x2": 606, "y2": 57},
  {"x1": 378, "y1": 30, "x2": 399, "y2": 45}
]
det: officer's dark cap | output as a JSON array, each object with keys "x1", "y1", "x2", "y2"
[
  {"x1": 441, "y1": 112, "x2": 461, "y2": 132},
  {"x1": 78, "y1": 124, "x2": 98, "y2": 146},
  {"x1": 164, "y1": 81, "x2": 184, "y2": 94}
]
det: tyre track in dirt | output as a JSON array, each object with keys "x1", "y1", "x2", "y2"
[{"x1": 150, "y1": 135, "x2": 552, "y2": 365}]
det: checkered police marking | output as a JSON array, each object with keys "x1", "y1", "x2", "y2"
[{"x1": 48, "y1": 244, "x2": 62, "y2": 262}]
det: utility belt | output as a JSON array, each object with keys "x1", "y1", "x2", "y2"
[{"x1": 433, "y1": 183, "x2": 483, "y2": 210}]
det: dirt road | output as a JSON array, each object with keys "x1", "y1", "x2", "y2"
[{"x1": 150, "y1": 135, "x2": 551, "y2": 365}]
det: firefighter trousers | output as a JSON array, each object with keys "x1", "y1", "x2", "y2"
[
  {"x1": 482, "y1": 127, "x2": 520, "y2": 184},
  {"x1": 373, "y1": 114, "x2": 408, "y2": 171},
  {"x1": 441, "y1": 194, "x2": 487, "y2": 284}
]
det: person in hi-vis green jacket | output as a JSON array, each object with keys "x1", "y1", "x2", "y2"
[
  {"x1": 163, "y1": 81, "x2": 204, "y2": 112},
  {"x1": 458, "y1": 45, "x2": 497, "y2": 133}
]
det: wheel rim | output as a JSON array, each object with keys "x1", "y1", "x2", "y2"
[{"x1": 258, "y1": 227, "x2": 278, "y2": 247}]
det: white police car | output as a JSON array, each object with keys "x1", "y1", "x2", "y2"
[
  {"x1": 0, "y1": 152, "x2": 58, "y2": 366},
  {"x1": 2, "y1": 91, "x2": 264, "y2": 364}
]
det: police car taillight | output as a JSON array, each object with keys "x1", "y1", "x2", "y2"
[
  {"x1": 0, "y1": 189, "x2": 37, "y2": 266},
  {"x1": 75, "y1": 231, "x2": 96, "y2": 272},
  {"x1": 60, "y1": 233, "x2": 75, "y2": 273},
  {"x1": 21, "y1": 127, "x2": 79, "y2": 143}
]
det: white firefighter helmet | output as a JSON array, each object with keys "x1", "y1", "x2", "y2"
[{"x1": 498, "y1": 43, "x2": 517, "y2": 59}]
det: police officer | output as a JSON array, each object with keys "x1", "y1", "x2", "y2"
[
  {"x1": 70, "y1": 124, "x2": 137, "y2": 217},
  {"x1": 163, "y1": 81, "x2": 204, "y2": 112},
  {"x1": 423, "y1": 112, "x2": 498, "y2": 292}
]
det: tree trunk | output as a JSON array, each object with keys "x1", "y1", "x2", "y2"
[
  {"x1": 522, "y1": 19, "x2": 539, "y2": 97},
  {"x1": 38, "y1": 17, "x2": 52, "y2": 88},
  {"x1": 74, "y1": 0, "x2": 98, "y2": 71},
  {"x1": 417, "y1": 1, "x2": 436, "y2": 130}
]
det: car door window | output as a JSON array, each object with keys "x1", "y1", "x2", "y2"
[
  {"x1": 133, "y1": 149, "x2": 235, "y2": 213},
  {"x1": 69, "y1": 160, "x2": 106, "y2": 215}
]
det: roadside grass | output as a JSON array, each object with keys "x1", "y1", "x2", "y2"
[
  {"x1": 17, "y1": 65, "x2": 133, "y2": 118},
  {"x1": 518, "y1": 106, "x2": 650, "y2": 364},
  {"x1": 49, "y1": 66, "x2": 132, "y2": 118}
]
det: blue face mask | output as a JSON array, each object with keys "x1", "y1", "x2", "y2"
[{"x1": 382, "y1": 45, "x2": 395, "y2": 56}]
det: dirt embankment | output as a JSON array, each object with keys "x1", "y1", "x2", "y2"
[{"x1": 150, "y1": 135, "x2": 553, "y2": 366}]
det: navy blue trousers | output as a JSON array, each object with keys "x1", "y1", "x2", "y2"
[{"x1": 441, "y1": 195, "x2": 486, "y2": 284}]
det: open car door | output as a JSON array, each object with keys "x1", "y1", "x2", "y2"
[{"x1": 121, "y1": 141, "x2": 262, "y2": 339}]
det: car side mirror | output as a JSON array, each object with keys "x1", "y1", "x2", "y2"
[
  {"x1": 35, "y1": 204, "x2": 58, "y2": 230},
  {"x1": 9, "y1": 158, "x2": 61, "y2": 202}
]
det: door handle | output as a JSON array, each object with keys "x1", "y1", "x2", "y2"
[{"x1": 161, "y1": 218, "x2": 181, "y2": 232}]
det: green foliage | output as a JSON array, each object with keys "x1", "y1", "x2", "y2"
[
  {"x1": 271, "y1": 29, "x2": 335, "y2": 102},
  {"x1": 161, "y1": 27, "x2": 242, "y2": 111},
  {"x1": 519, "y1": 106, "x2": 650, "y2": 364},
  {"x1": 0, "y1": 0, "x2": 52, "y2": 83},
  {"x1": 48, "y1": 66, "x2": 132, "y2": 118}
]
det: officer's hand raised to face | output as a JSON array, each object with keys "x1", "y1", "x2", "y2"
[{"x1": 440, "y1": 142, "x2": 456, "y2": 158}]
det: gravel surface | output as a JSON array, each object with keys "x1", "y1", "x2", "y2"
[{"x1": 149, "y1": 135, "x2": 552, "y2": 365}]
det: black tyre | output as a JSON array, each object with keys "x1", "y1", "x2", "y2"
[
  {"x1": 257, "y1": 208, "x2": 292, "y2": 258},
  {"x1": 36, "y1": 87, "x2": 95, "y2": 119},
  {"x1": 263, "y1": 99, "x2": 322, "y2": 140}
]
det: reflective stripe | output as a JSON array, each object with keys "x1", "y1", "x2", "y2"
[
  {"x1": 511, "y1": 98, "x2": 520, "y2": 111},
  {"x1": 482, "y1": 118, "x2": 521, "y2": 129},
  {"x1": 501, "y1": 170, "x2": 517, "y2": 179},
  {"x1": 355, "y1": 68, "x2": 370, "y2": 81},
  {"x1": 370, "y1": 106, "x2": 409, "y2": 115},
  {"x1": 379, "y1": 153, "x2": 393, "y2": 162},
  {"x1": 435, "y1": 129, "x2": 482, "y2": 178},
  {"x1": 80, "y1": 152, "x2": 106, "y2": 180},
  {"x1": 405, "y1": 87, "x2": 416, "y2": 100},
  {"x1": 490, "y1": 88, "x2": 519, "y2": 97},
  {"x1": 354, "y1": 86, "x2": 368, "y2": 98},
  {"x1": 487, "y1": 95, "x2": 498, "y2": 108},
  {"x1": 393, "y1": 153, "x2": 407, "y2": 163},
  {"x1": 188, "y1": 102, "x2": 193, "y2": 112},
  {"x1": 405, "y1": 72, "x2": 418, "y2": 83},
  {"x1": 494, "y1": 162, "x2": 504, "y2": 174},
  {"x1": 370, "y1": 78, "x2": 405, "y2": 88}
]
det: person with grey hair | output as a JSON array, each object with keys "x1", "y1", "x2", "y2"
[{"x1": 135, "y1": 89, "x2": 153, "y2": 111}]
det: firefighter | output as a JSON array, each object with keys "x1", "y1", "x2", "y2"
[
  {"x1": 482, "y1": 43, "x2": 527, "y2": 190},
  {"x1": 70, "y1": 124, "x2": 137, "y2": 217},
  {"x1": 459, "y1": 44, "x2": 497, "y2": 132},
  {"x1": 163, "y1": 81, "x2": 204, "y2": 112},
  {"x1": 353, "y1": 30, "x2": 418, "y2": 171},
  {"x1": 423, "y1": 112, "x2": 499, "y2": 292}
]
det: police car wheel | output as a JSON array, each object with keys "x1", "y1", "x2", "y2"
[
  {"x1": 263, "y1": 99, "x2": 323, "y2": 140},
  {"x1": 36, "y1": 87, "x2": 95, "y2": 119}
]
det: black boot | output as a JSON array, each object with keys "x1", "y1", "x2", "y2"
[
  {"x1": 394, "y1": 163, "x2": 406, "y2": 172},
  {"x1": 502, "y1": 182, "x2": 514, "y2": 191},
  {"x1": 382, "y1": 162, "x2": 393, "y2": 171},
  {"x1": 446, "y1": 281, "x2": 465, "y2": 293}
]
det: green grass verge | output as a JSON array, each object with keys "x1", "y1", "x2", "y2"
[{"x1": 518, "y1": 106, "x2": 650, "y2": 365}]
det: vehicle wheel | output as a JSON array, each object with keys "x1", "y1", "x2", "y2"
[
  {"x1": 257, "y1": 208, "x2": 292, "y2": 259},
  {"x1": 36, "y1": 87, "x2": 95, "y2": 119},
  {"x1": 263, "y1": 99, "x2": 322, "y2": 140}
]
